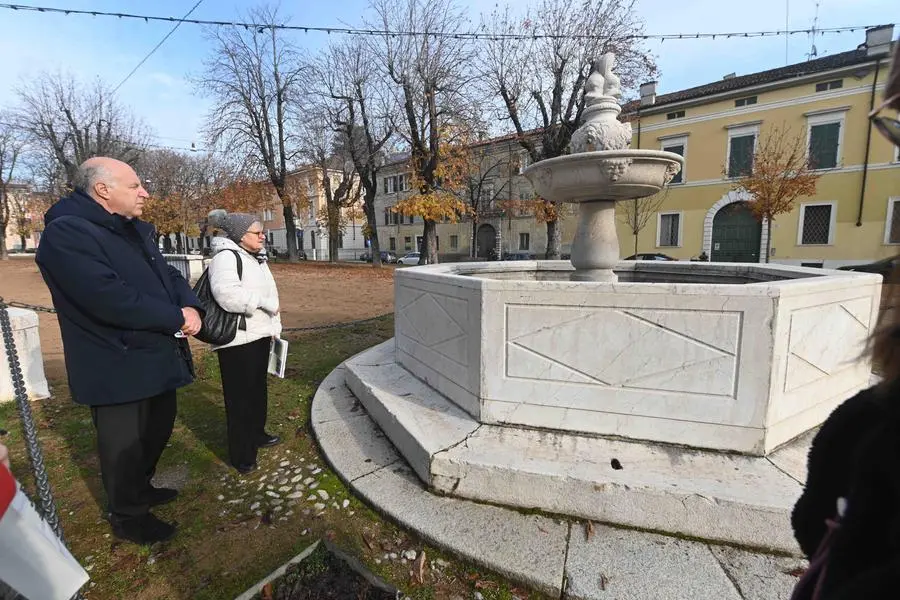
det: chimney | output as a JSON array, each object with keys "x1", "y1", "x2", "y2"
[
  {"x1": 639, "y1": 81, "x2": 657, "y2": 107},
  {"x1": 722, "y1": 72, "x2": 736, "y2": 80},
  {"x1": 865, "y1": 24, "x2": 895, "y2": 58}
]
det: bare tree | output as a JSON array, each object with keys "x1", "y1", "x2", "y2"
[
  {"x1": 617, "y1": 190, "x2": 668, "y2": 257},
  {"x1": 16, "y1": 72, "x2": 150, "y2": 187},
  {"x1": 299, "y1": 111, "x2": 362, "y2": 263},
  {"x1": 316, "y1": 38, "x2": 395, "y2": 267},
  {"x1": 367, "y1": 0, "x2": 474, "y2": 265},
  {"x1": 196, "y1": 5, "x2": 308, "y2": 261},
  {"x1": 479, "y1": 0, "x2": 655, "y2": 258},
  {"x1": 0, "y1": 116, "x2": 27, "y2": 260}
]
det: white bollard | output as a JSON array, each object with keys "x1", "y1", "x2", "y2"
[{"x1": 0, "y1": 308, "x2": 51, "y2": 404}]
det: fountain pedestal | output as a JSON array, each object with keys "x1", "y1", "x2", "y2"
[{"x1": 570, "y1": 201, "x2": 619, "y2": 282}]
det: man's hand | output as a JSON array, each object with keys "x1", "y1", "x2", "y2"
[
  {"x1": 0, "y1": 442, "x2": 9, "y2": 470},
  {"x1": 181, "y1": 307, "x2": 202, "y2": 336}
]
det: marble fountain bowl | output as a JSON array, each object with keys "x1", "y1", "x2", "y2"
[
  {"x1": 389, "y1": 260, "x2": 881, "y2": 456},
  {"x1": 523, "y1": 149, "x2": 683, "y2": 202}
]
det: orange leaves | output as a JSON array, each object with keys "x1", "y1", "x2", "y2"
[
  {"x1": 141, "y1": 194, "x2": 183, "y2": 236},
  {"x1": 392, "y1": 192, "x2": 470, "y2": 223},
  {"x1": 734, "y1": 124, "x2": 821, "y2": 222}
]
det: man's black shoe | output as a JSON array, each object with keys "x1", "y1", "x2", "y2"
[
  {"x1": 110, "y1": 513, "x2": 176, "y2": 545},
  {"x1": 234, "y1": 462, "x2": 258, "y2": 474},
  {"x1": 145, "y1": 486, "x2": 179, "y2": 507},
  {"x1": 257, "y1": 434, "x2": 281, "y2": 448}
]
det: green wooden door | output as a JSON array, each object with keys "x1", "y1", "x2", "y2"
[{"x1": 711, "y1": 202, "x2": 762, "y2": 263}]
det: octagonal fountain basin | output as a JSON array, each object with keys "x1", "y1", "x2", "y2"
[{"x1": 392, "y1": 260, "x2": 881, "y2": 456}]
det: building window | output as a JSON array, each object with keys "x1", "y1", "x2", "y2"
[
  {"x1": 389, "y1": 236, "x2": 397, "y2": 251},
  {"x1": 806, "y1": 109, "x2": 846, "y2": 170},
  {"x1": 450, "y1": 235, "x2": 459, "y2": 250},
  {"x1": 517, "y1": 151, "x2": 531, "y2": 174},
  {"x1": 735, "y1": 96, "x2": 758, "y2": 107},
  {"x1": 383, "y1": 174, "x2": 410, "y2": 194},
  {"x1": 666, "y1": 110, "x2": 685, "y2": 120},
  {"x1": 885, "y1": 198, "x2": 900, "y2": 245},
  {"x1": 726, "y1": 124, "x2": 759, "y2": 178},
  {"x1": 798, "y1": 203, "x2": 835, "y2": 246},
  {"x1": 404, "y1": 236, "x2": 412, "y2": 250},
  {"x1": 383, "y1": 208, "x2": 389, "y2": 226},
  {"x1": 408, "y1": 214, "x2": 414, "y2": 224},
  {"x1": 815, "y1": 80, "x2": 843, "y2": 92},
  {"x1": 519, "y1": 232, "x2": 530, "y2": 250},
  {"x1": 657, "y1": 212, "x2": 681, "y2": 247},
  {"x1": 660, "y1": 135, "x2": 687, "y2": 184},
  {"x1": 262, "y1": 208, "x2": 274, "y2": 221}
]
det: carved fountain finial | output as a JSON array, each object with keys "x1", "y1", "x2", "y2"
[{"x1": 570, "y1": 52, "x2": 632, "y2": 154}]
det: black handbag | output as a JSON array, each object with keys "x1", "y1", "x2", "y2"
[{"x1": 193, "y1": 249, "x2": 247, "y2": 345}]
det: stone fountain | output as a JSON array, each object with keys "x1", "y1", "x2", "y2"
[{"x1": 318, "y1": 54, "x2": 882, "y2": 558}]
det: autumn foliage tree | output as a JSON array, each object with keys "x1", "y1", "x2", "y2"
[{"x1": 732, "y1": 124, "x2": 821, "y2": 263}]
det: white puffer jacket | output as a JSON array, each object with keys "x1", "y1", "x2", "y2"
[{"x1": 208, "y1": 237, "x2": 282, "y2": 350}]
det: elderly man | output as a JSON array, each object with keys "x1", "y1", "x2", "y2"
[{"x1": 36, "y1": 157, "x2": 203, "y2": 545}]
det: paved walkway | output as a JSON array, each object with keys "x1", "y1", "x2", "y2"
[{"x1": 312, "y1": 363, "x2": 807, "y2": 599}]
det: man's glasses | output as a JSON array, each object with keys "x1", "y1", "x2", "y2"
[{"x1": 870, "y1": 93, "x2": 900, "y2": 148}]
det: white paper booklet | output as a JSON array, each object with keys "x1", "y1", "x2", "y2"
[{"x1": 268, "y1": 337, "x2": 288, "y2": 378}]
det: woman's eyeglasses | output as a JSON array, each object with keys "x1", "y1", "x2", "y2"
[{"x1": 870, "y1": 93, "x2": 900, "y2": 148}]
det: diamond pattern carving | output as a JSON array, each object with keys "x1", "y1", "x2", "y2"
[
  {"x1": 398, "y1": 291, "x2": 468, "y2": 366},
  {"x1": 785, "y1": 298, "x2": 871, "y2": 391},
  {"x1": 506, "y1": 306, "x2": 740, "y2": 396}
]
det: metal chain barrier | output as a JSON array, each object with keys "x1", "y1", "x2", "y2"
[{"x1": 0, "y1": 297, "x2": 84, "y2": 600}]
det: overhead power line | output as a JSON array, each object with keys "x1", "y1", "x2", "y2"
[
  {"x1": 0, "y1": 3, "x2": 884, "y2": 42},
  {"x1": 111, "y1": 0, "x2": 204, "y2": 95}
]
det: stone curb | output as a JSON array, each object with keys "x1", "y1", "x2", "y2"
[
  {"x1": 234, "y1": 541, "x2": 320, "y2": 600},
  {"x1": 311, "y1": 360, "x2": 806, "y2": 599}
]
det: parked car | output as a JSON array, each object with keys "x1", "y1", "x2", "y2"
[
  {"x1": 624, "y1": 253, "x2": 678, "y2": 261},
  {"x1": 837, "y1": 257, "x2": 900, "y2": 279},
  {"x1": 361, "y1": 250, "x2": 398, "y2": 264},
  {"x1": 398, "y1": 252, "x2": 425, "y2": 266},
  {"x1": 503, "y1": 251, "x2": 536, "y2": 261}
]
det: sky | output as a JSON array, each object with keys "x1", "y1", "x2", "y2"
[{"x1": 0, "y1": 0, "x2": 896, "y2": 152}]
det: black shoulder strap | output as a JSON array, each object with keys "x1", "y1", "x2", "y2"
[{"x1": 229, "y1": 249, "x2": 243, "y2": 280}]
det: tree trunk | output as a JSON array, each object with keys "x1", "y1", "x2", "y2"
[
  {"x1": 545, "y1": 217, "x2": 561, "y2": 259},
  {"x1": 421, "y1": 219, "x2": 438, "y2": 265},
  {"x1": 281, "y1": 202, "x2": 299, "y2": 261},
  {"x1": 19, "y1": 234, "x2": 26, "y2": 251},
  {"x1": 765, "y1": 218, "x2": 772, "y2": 263},
  {"x1": 176, "y1": 233, "x2": 184, "y2": 254},
  {"x1": 634, "y1": 231, "x2": 639, "y2": 256},
  {"x1": 328, "y1": 205, "x2": 340, "y2": 263},
  {"x1": 0, "y1": 221, "x2": 8, "y2": 260},
  {"x1": 471, "y1": 217, "x2": 478, "y2": 259},
  {"x1": 362, "y1": 192, "x2": 382, "y2": 268}
]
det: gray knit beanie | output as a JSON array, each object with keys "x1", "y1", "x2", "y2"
[{"x1": 208, "y1": 209, "x2": 258, "y2": 244}]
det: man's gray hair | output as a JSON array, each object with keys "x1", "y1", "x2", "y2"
[{"x1": 72, "y1": 161, "x2": 113, "y2": 195}]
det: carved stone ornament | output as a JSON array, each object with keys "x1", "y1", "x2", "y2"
[
  {"x1": 600, "y1": 158, "x2": 633, "y2": 182},
  {"x1": 663, "y1": 161, "x2": 682, "y2": 184}
]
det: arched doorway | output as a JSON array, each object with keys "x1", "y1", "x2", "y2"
[
  {"x1": 711, "y1": 202, "x2": 762, "y2": 263},
  {"x1": 476, "y1": 224, "x2": 497, "y2": 259}
]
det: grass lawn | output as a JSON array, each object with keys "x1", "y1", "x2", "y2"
[{"x1": 1, "y1": 317, "x2": 545, "y2": 600}]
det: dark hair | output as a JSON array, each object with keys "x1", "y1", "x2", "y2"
[{"x1": 870, "y1": 268, "x2": 900, "y2": 386}]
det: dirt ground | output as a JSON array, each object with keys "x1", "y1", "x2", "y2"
[{"x1": 0, "y1": 257, "x2": 395, "y2": 381}]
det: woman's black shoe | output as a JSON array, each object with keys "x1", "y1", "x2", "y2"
[
  {"x1": 234, "y1": 462, "x2": 258, "y2": 474},
  {"x1": 110, "y1": 513, "x2": 176, "y2": 545},
  {"x1": 257, "y1": 434, "x2": 281, "y2": 448}
]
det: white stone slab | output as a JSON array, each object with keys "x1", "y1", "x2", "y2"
[
  {"x1": 0, "y1": 308, "x2": 50, "y2": 404},
  {"x1": 394, "y1": 262, "x2": 880, "y2": 455},
  {"x1": 351, "y1": 462, "x2": 569, "y2": 596},
  {"x1": 565, "y1": 524, "x2": 742, "y2": 600},
  {"x1": 709, "y1": 545, "x2": 804, "y2": 600},
  {"x1": 344, "y1": 340, "x2": 479, "y2": 485},
  {"x1": 767, "y1": 428, "x2": 817, "y2": 484},
  {"x1": 434, "y1": 421, "x2": 804, "y2": 554}
]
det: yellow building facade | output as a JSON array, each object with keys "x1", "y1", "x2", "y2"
[
  {"x1": 621, "y1": 25, "x2": 898, "y2": 268},
  {"x1": 375, "y1": 26, "x2": 897, "y2": 267}
]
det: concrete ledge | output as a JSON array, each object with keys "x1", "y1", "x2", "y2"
[
  {"x1": 312, "y1": 361, "x2": 805, "y2": 599},
  {"x1": 344, "y1": 342, "x2": 810, "y2": 555},
  {"x1": 1, "y1": 308, "x2": 50, "y2": 404}
]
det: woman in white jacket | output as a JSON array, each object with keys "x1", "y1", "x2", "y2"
[{"x1": 206, "y1": 210, "x2": 282, "y2": 474}]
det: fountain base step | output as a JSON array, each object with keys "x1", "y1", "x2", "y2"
[{"x1": 346, "y1": 340, "x2": 813, "y2": 555}]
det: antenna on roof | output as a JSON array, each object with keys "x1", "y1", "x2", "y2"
[{"x1": 806, "y1": 1, "x2": 820, "y2": 61}]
